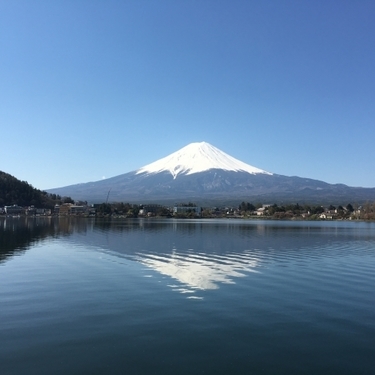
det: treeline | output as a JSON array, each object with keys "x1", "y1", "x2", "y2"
[
  {"x1": 357, "y1": 202, "x2": 375, "y2": 220},
  {"x1": 0, "y1": 171, "x2": 73, "y2": 208},
  {"x1": 94, "y1": 203, "x2": 171, "y2": 217},
  {"x1": 237, "y1": 201, "x2": 373, "y2": 220},
  {"x1": 65, "y1": 200, "x2": 375, "y2": 220},
  {"x1": 95, "y1": 202, "x2": 139, "y2": 217}
]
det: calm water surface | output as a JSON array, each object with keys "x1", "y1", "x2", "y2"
[{"x1": 1, "y1": 217, "x2": 374, "y2": 375}]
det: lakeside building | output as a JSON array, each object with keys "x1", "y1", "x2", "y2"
[
  {"x1": 4, "y1": 205, "x2": 24, "y2": 215},
  {"x1": 139, "y1": 204, "x2": 165, "y2": 217},
  {"x1": 26, "y1": 206, "x2": 52, "y2": 216},
  {"x1": 58, "y1": 203, "x2": 88, "y2": 216},
  {"x1": 256, "y1": 204, "x2": 271, "y2": 216}
]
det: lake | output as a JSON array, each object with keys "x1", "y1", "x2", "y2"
[{"x1": 1, "y1": 217, "x2": 374, "y2": 375}]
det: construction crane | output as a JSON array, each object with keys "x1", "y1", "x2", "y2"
[{"x1": 106, "y1": 188, "x2": 111, "y2": 204}]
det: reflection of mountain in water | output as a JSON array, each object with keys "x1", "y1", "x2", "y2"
[
  {"x1": 83, "y1": 219, "x2": 373, "y2": 297},
  {"x1": 134, "y1": 249, "x2": 259, "y2": 291},
  {"x1": 88, "y1": 220, "x2": 265, "y2": 295},
  {"x1": 3, "y1": 218, "x2": 370, "y2": 298}
]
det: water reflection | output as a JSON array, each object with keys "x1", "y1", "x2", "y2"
[
  {"x1": 2, "y1": 218, "x2": 374, "y2": 299},
  {"x1": 1, "y1": 218, "x2": 374, "y2": 375},
  {"x1": 1, "y1": 217, "x2": 60, "y2": 263},
  {"x1": 91, "y1": 220, "x2": 265, "y2": 294},
  {"x1": 134, "y1": 248, "x2": 260, "y2": 292},
  {"x1": 0, "y1": 216, "x2": 93, "y2": 264}
]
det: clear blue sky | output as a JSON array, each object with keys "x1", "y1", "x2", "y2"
[{"x1": 1, "y1": 0, "x2": 374, "y2": 189}]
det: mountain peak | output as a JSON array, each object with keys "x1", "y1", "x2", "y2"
[{"x1": 136, "y1": 142, "x2": 272, "y2": 179}]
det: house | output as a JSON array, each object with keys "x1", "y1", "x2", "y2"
[
  {"x1": 36, "y1": 208, "x2": 51, "y2": 215},
  {"x1": 26, "y1": 206, "x2": 37, "y2": 215},
  {"x1": 69, "y1": 205, "x2": 86, "y2": 215},
  {"x1": 139, "y1": 204, "x2": 164, "y2": 217},
  {"x1": 256, "y1": 205, "x2": 271, "y2": 216},
  {"x1": 57, "y1": 203, "x2": 84, "y2": 215},
  {"x1": 4, "y1": 205, "x2": 24, "y2": 215},
  {"x1": 58, "y1": 203, "x2": 72, "y2": 216},
  {"x1": 319, "y1": 212, "x2": 334, "y2": 220},
  {"x1": 26, "y1": 207, "x2": 52, "y2": 216}
]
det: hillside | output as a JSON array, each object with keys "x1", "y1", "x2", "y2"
[{"x1": 0, "y1": 171, "x2": 71, "y2": 208}]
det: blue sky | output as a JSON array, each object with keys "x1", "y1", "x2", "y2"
[{"x1": 1, "y1": 0, "x2": 374, "y2": 190}]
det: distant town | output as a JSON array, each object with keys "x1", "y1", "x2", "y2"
[
  {"x1": 1, "y1": 169, "x2": 374, "y2": 221},
  {"x1": 1, "y1": 201, "x2": 375, "y2": 221}
]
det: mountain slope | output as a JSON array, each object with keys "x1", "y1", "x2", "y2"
[
  {"x1": 46, "y1": 142, "x2": 375, "y2": 205},
  {"x1": 136, "y1": 141, "x2": 271, "y2": 178},
  {"x1": 0, "y1": 171, "x2": 68, "y2": 208}
]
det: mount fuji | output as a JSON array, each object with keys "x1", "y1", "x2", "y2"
[
  {"x1": 47, "y1": 142, "x2": 375, "y2": 205},
  {"x1": 136, "y1": 142, "x2": 272, "y2": 178}
]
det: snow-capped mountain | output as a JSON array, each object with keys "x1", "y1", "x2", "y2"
[
  {"x1": 136, "y1": 142, "x2": 272, "y2": 178},
  {"x1": 47, "y1": 142, "x2": 375, "y2": 204}
]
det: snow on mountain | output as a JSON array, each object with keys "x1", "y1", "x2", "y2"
[
  {"x1": 136, "y1": 142, "x2": 272, "y2": 179},
  {"x1": 46, "y1": 141, "x2": 375, "y2": 204}
]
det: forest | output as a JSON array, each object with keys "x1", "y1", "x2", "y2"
[{"x1": 0, "y1": 171, "x2": 72, "y2": 208}]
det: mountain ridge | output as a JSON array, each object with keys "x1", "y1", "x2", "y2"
[{"x1": 46, "y1": 142, "x2": 375, "y2": 205}]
